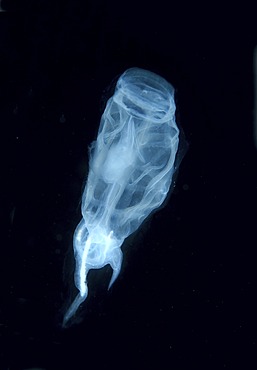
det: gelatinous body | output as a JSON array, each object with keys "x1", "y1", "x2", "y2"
[{"x1": 63, "y1": 68, "x2": 182, "y2": 325}]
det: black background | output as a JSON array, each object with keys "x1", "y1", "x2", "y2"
[{"x1": 2, "y1": 1, "x2": 257, "y2": 369}]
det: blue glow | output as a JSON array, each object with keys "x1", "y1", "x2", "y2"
[{"x1": 63, "y1": 68, "x2": 182, "y2": 325}]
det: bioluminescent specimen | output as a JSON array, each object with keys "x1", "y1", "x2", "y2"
[{"x1": 63, "y1": 67, "x2": 183, "y2": 325}]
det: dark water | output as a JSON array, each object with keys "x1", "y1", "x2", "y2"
[{"x1": 2, "y1": 1, "x2": 257, "y2": 369}]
